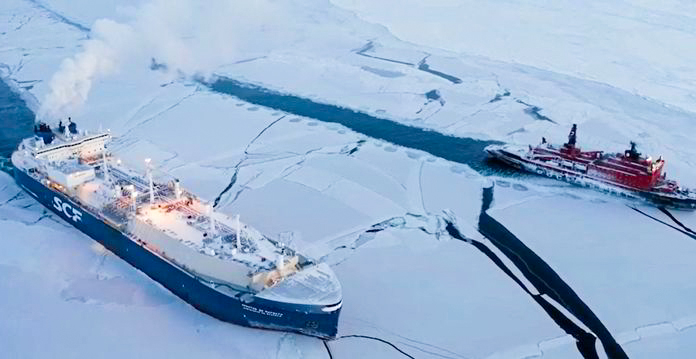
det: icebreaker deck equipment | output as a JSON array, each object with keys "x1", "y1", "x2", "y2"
[
  {"x1": 485, "y1": 124, "x2": 696, "y2": 209},
  {"x1": 11, "y1": 120, "x2": 342, "y2": 338}
]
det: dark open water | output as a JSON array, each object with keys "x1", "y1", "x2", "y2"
[
  {"x1": 208, "y1": 77, "x2": 502, "y2": 174},
  {"x1": 0, "y1": 79, "x2": 34, "y2": 157}
]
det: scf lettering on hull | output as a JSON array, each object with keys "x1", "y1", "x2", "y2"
[{"x1": 53, "y1": 197, "x2": 82, "y2": 222}]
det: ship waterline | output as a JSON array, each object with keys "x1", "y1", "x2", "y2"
[{"x1": 11, "y1": 121, "x2": 342, "y2": 338}]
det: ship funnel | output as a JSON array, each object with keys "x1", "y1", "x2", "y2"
[{"x1": 68, "y1": 118, "x2": 78, "y2": 134}]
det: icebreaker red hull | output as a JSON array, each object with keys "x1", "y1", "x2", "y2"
[{"x1": 485, "y1": 125, "x2": 696, "y2": 209}]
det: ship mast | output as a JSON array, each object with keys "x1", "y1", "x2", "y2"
[
  {"x1": 130, "y1": 187, "x2": 138, "y2": 214},
  {"x1": 236, "y1": 214, "x2": 242, "y2": 252},
  {"x1": 208, "y1": 204, "x2": 216, "y2": 236},
  {"x1": 145, "y1": 158, "x2": 154, "y2": 205},
  {"x1": 566, "y1": 124, "x2": 577, "y2": 147},
  {"x1": 102, "y1": 150, "x2": 110, "y2": 183}
]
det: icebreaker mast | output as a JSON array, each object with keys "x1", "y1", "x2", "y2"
[{"x1": 566, "y1": 124, "x2": 577, "y2": 148}]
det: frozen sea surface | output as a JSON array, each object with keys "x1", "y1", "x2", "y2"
[{"x1": 2, "y1": 0, "x2": 696, "y2": 358}]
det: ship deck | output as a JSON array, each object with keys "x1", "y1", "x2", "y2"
[
  {"x1": 14, "y1": 141, "x2": 298, "y2": 274},
  {"x1": 101, "y1": 162, "x2": 293, "y2": 275},
  {"x1": 137, "y1": 203, "x2": 279, "y2": 270},
  {"x1": 12, "y1": 130, "x2": 337, "y2": 295}
]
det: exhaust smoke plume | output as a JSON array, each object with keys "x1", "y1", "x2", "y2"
[
  {"x1": 38, "y1": 0, "x2": 301, "y2": 121},
  {"x1": 39, "y1": 19, "x2": 135, "y2": 121}
]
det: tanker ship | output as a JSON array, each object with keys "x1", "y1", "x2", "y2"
[
  {"x1": 10, "y1": 120, "x2": 342, "y2": 338},
  {"x1": 485, "y1": 124, "x2": 696, "y2": 209}
]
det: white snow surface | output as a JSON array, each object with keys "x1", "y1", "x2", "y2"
[{"x1": 2, "y1": 0, "x2": 696, "y2": 358}]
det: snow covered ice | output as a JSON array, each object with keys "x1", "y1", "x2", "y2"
[{"x1": 2, "y1": 0, "x2": 696, "y2": 358}]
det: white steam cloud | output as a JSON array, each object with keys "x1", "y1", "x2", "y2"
[
  {"x1": 38, "y1": 0, "x2": 309, "y2": 121},
  {"x1": 40, "y1": 19, "x2": 135, "y2": 120}
]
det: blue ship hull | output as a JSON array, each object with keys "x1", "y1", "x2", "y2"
[{"x1": 13, "y1": 167, "x2": 340, "y2": 338}]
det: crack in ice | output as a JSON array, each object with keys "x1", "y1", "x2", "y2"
[
  {"x1": 629, "y1": 205, "x2": 696, "y2": 240},
  {"x1": 475, "y1": 185, "x2": 627, "y2": 359},
  {"x1": 24, "y1": 0, "x2": 90, "y2": 33},
  {"x1": 338, "y1": 317, "x2": 471, "y2": 359},
  {"x1": 119, "y1": 90, "x2": 198, "y2": 140},
  {"x1": 658, "y1": 206, "x2": 696, "y2": 237},
  {"x1": 213, "y1": 115, "x2": 286, "y2": 208}
]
